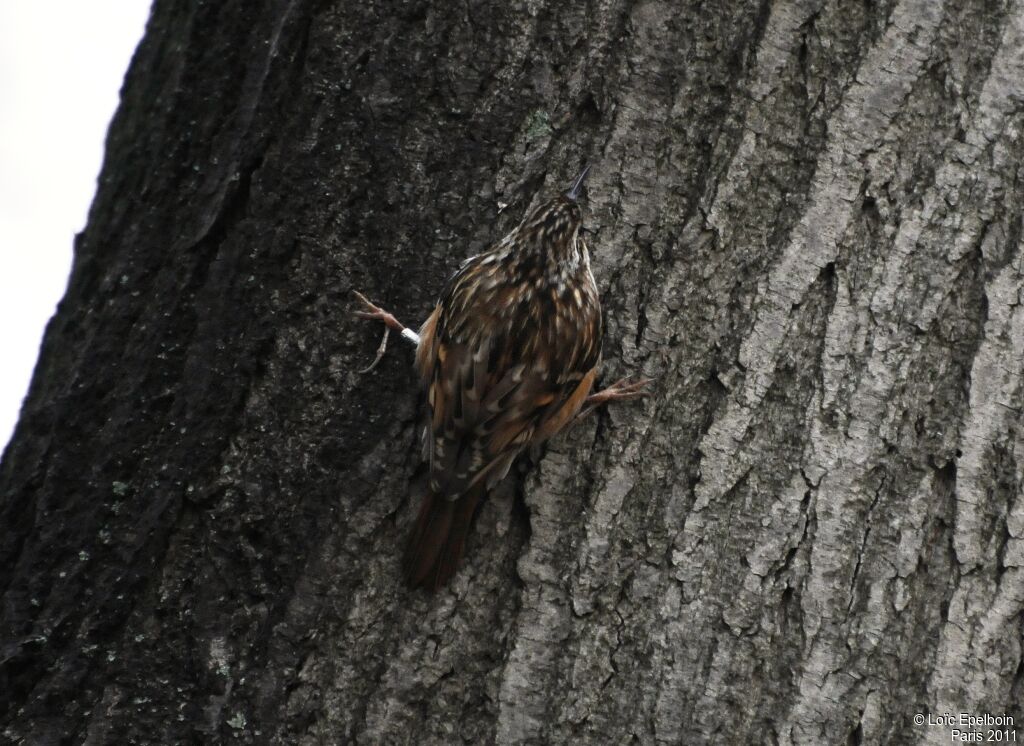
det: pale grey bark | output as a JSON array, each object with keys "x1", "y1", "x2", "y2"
[{"x1": 1, "y1": 0, "x2": 1022, "y2": 744}]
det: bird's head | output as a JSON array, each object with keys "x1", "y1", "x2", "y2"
[{"x1": 518, "y1": 166, "x2": 590, "y2": 259}]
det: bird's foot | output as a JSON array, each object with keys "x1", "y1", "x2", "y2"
[
  {"x1": 576, "y1": 377, "x2": 651, "y2": 421},
  {"x1": 353, "y1": 290, "x2": 408, "y2": 334},
  {"x1": 586, "y1": 377, "x2": 651, "y2": 406},
  {"x1": 352, "y1": 290, "x2": 420, "y2": 372}
]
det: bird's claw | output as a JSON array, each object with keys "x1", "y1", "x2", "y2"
[
  {"x1": 585, "y1": 377, "x2": 652, "y2": 405},
  {"x1": 352, "y1": 290, "x2": 398, "y2": 327},
  {"x1": 353, "y1": 290, "x2": 400, "y2": 373},
  {"x1": 357, "y1": 326, "x2": 390, "y2": 373},
  {"x1": 572, "y1": 377, "x2": 651, "y2": 424},
  {"x1": 352, "y1": 290, "x2": 422, "y2": 372}
]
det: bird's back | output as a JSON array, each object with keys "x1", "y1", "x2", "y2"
[
  {"x1": 417, "y1": 235, "x2": 601, "y2": 501},
  {"x1": 404, "y1": 190, "x2": 602, "y2": 589}
]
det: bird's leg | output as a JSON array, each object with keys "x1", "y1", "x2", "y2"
[
  {"x1": 575, "y1": 377, "x2": 651, "y2": 421},
  {"x1": 352, "y1": 290, "x2": 420, "y2": 372}
]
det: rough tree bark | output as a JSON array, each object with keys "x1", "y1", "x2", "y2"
[{"x1": 2, "y1": 0, "x2": 1023, "y2": 743}]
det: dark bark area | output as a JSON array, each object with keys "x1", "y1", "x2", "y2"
[{"x1": 2, "y1": 0, "x2": 1023, "y2": 744}]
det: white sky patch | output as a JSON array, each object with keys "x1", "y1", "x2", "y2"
[{"x1": 0, "y1": 2, "x2": 151, "y2": 451}]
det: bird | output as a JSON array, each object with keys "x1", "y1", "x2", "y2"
[{"x1": 353, "y1": 166, "x2": 647, "y2": 590}]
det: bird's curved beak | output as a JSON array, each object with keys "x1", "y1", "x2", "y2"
[{"x1": 565, "y1": 165, "x2": 591, "y2": 201}]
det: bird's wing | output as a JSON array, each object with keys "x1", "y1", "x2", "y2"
[{"x1": 421, "y1": 265, "x2": 601, "y2": 500}]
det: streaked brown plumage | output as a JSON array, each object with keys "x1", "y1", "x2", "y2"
[{"x1": 354, "y1": 167, "x2": 646, "y2": 590}]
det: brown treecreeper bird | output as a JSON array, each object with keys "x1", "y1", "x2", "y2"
[{"x1": 354, "y1": 167, "x2": 647, "y2": 590}]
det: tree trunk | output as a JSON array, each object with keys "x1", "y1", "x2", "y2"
[{"x1": 2, "y1": 0, "x2": 1022, "y2": 743}]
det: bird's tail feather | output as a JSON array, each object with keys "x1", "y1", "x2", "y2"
[{"x1": 403, "y1": 484, "x2": 483, "y2": 590}]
